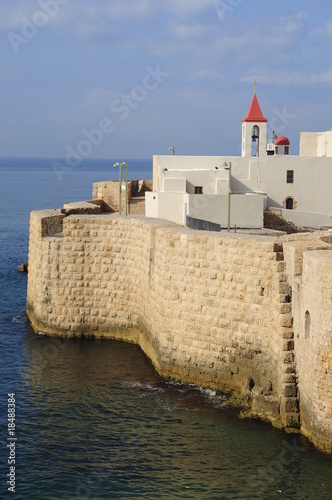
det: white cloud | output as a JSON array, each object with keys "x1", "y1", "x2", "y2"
[
  {"x1": 187, "y1": 70, "x2": 224, "y2": 82},
  {"x1": 0, "y1": 0, "x2": 77, "y2": 29},
  {"x1": 325, "y1": 19, "x2": 332, "y2": 35},
  {"x1": 0, "y1": 1, "x2": 39, "y2": 29},
  {"x1": 169, "y1": 22, "x2": 212, "y2": 40},
  {"x1": 311, "y1": 18, "x2": 332, "y2": 39},
  {"x1": 280, "y1": 11, "x2": 309, "y2": 34},
  {"x1": 241, "y1": 68, "x2": 304, "y2": 87},
  {"x1": 163, "y1": 0, "x2": 214, "y2": 17},
  {"x1": 74, "y1": 20, "x2": 105, "y2": 39},
  {"x1": 104, "y1": 0, "x2": 150, "y2": 20},
  {"x1": 212, "y1": 25, "x2": 295, "y2": 64},
  {"x1": 241, "y1": 67, "x2": 332, "y2": 87},
  {"x1": 307, "y1": 68, "x2": 332, "y2": 83}
]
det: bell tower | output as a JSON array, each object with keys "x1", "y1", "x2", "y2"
[{"x1": 242, "y1": 81, "x2": 268, "y2": 158}]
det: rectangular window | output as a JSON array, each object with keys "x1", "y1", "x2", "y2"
[
  {"x1": 284, "y1": 146, "x2": 289, "y2": 155},
  {"x1": 287, "y1": 170, "x2": 294, "y2": 183},
  {"x1": 194, "y1": 186, "x2": 203, "y2": 194}
]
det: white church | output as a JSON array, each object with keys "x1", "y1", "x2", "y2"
[{"x1": 145, "y1": 89, "x2": 332, "y2": 230}]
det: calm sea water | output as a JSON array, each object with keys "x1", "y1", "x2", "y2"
[{"x1": 1, "y1": 157, "x2": 332, "y2": 500}]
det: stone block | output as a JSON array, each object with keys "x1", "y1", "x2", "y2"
[
  {"x1": 282, "y1": 340, "x2": 294, "y2": 351},
  {"x1": 283, "y1": 352, "x2": 294, "y2": 364},
  {"x1": 283, "y1": 373, "x2": 296, "y2": 384},
  {"x1": 280, "y1": 314, "x2": 293, "y2": 328},
  {"x1": 281, "y1": 397, "x2": 299, "y2": 413},
  {"x1": 283, "y1": 384, "x2": 297, "y2": 398}
]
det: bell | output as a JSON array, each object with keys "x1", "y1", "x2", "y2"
[{"x1": 252, "y1": 132, "x2": 258, "y2": 142}]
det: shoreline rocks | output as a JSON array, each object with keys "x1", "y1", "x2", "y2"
[{"x1": 18, "y1": 261, "x2": 28, "y2": 272}]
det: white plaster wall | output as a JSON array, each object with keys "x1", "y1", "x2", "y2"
[
  {"x1": 259, "y1": 125, "x2": 268, "y2": 158},
  {"x1": 164, "y1": 178, "x2": 186, "y2": 193},
  {"x1": 147, "y1": 191, "x2": 263, "y2": 228},
  {"x1": 300, "y1": 130, "x2": 332, "y2": 157},
  {"x1": 184, "y1": 170, "x2": 226, "y2": 195},
  {"x1": 241, "y1": 156, "x2": 332, "y2": 214},
  {"x1": 300, "y1": 132, "x2": 318, "y2": 156},
  {"x1": 154, "y1": 155, "x2": 249, "y2": 194},
  {"x1": 317, "y1": 131, "x2": 332, "y2": 157},
  {"x1": 146, "y1": 192, "x2": 185, "y2": 225},
  {"x1": 187, "y1": 195, "x2": 228, "y2": 225},
  {"x1": 145, "y1": 192, "x2": 159, "y2": 219},
  {"x1": 147, "y1": 193, "x2": 262, "y2": 228},
  {"x1": 216, "y1": 178, "x2": 229, "y2": 195},
  {"x1": 154, "y1": 155, "x2": 332, "y2": 215},
  {"x1": 231, "y1": 194, "x2": 265, "y2": 228},
  {"x1": 158, "y1": 193, "x2": 186, "y2": 225},
  {"x1": 159, "y1": 166, "x2": 229, "y2": 196},
  {"x1": 279, "y1": 209, "x2": 332, "y2": 228}
]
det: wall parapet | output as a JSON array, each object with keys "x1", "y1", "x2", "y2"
[
  {"x1": 31, "y1": 209, "x2": 65, "y2": 237},
  {"x1": 26, "y1": 209, "x2": 332, "y2": 452}
]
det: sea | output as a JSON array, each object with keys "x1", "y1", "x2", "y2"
[{"x1": 0, "y1": 157, "x2": 332, "y2": 500}]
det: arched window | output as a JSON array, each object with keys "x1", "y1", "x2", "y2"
[
  {"x1": 286, "y1": 197, "x2": 294, "y2": 210},
  {"x1": 305, "y1": 310, "x2": 311, "y2": 339},
  {"x1": 251, "y1": 125, "x2": 260, "y2": 157}
]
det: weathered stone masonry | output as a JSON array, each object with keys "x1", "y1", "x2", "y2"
[{"x1": 27, "y1": 210, "x2": 332, "y2": 453}]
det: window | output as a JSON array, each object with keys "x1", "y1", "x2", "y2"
[
  {"x1": 194, "y1": 186, "x2": 203, "y2": 194},
  {"x1": 287, "y1": 170, "x2": 294, "y2": 183},
  {"x1": 275, "y1": 146, "x2": 279, "y2": 155},
  {"x1": 251, "y1": 125, "x2": 260, "y2": 157},
  {"x1": 285, "y1": 146, "x2": 290, "y2": 155},
  {"x1": 305, "y1": 310, "x2": 311, "y2": 339},
  {"x1": 286, "y1": 197, "x2": 294, "y2": 210}
]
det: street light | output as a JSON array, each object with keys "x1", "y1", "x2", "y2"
[
  {"x1": 223, "y1": 161, "x2": 232, "y2": 233},
  {"x1": 113, "y1": 162, "x2": 128, "y2": 215},
  {"x1": 113, "y1": 162, "x2": 122, "y2": 215},
  {"x1": 124, "y1": 162, "x2": 128, "y2": 215},
  {"x1": 168, "y1": 146, "x2": 175, "y2": 155}
]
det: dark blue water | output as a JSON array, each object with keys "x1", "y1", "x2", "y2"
[{"x1": 1, "y1": 158, "x2": 332, "y2": 499}]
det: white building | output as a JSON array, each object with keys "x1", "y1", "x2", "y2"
[{"x1": 146, "y1": 91, "x2": 332, "y2": 229}]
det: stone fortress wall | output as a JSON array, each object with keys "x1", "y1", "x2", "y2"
[
  {"x1": 26, "y1": 199, "x2": 332, "y2": 453},
  {"x1": 92, "y1": 179, "x2": 152, "y2": 215}
]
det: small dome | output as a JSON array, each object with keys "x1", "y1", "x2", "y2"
[{"x1": 275, "y1": 135, "x2": 290, "y2": 146}]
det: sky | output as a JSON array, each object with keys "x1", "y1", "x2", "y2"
[{"x1": 0, "y1": 0, "x2": 332, "y2": 159}]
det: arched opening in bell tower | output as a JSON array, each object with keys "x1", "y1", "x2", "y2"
[{"x1": 251, "y1": 125, "x2": 260, "y2": 157}]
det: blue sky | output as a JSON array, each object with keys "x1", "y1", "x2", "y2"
[{"x1": 0, "y1": 0, "x2": 332, "y2": 159}]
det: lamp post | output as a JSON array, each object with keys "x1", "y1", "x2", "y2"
[
  {"x1": 168, "y1": 146, "x2": 175, "y2": 155},
  {"x1": 124, "y1": 162, "x2": 128, "y2": 215},
  {"x1": 113, "y1": 162, "x2": 123, "y2": 215},
  {"x1": 223, "y1": 161, "x2": 232, "y2": 232},
  {"x1": 113, "y1": 161, "x2": 128, "y2": 215}
]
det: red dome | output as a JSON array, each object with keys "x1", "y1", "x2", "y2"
[{"x1": 275, "y1": 135, "x2": 290, "y2": 146}]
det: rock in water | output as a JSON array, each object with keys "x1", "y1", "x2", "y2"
[{"x1": 18, "y1": 261, "x2": 28, "y2": 272}]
